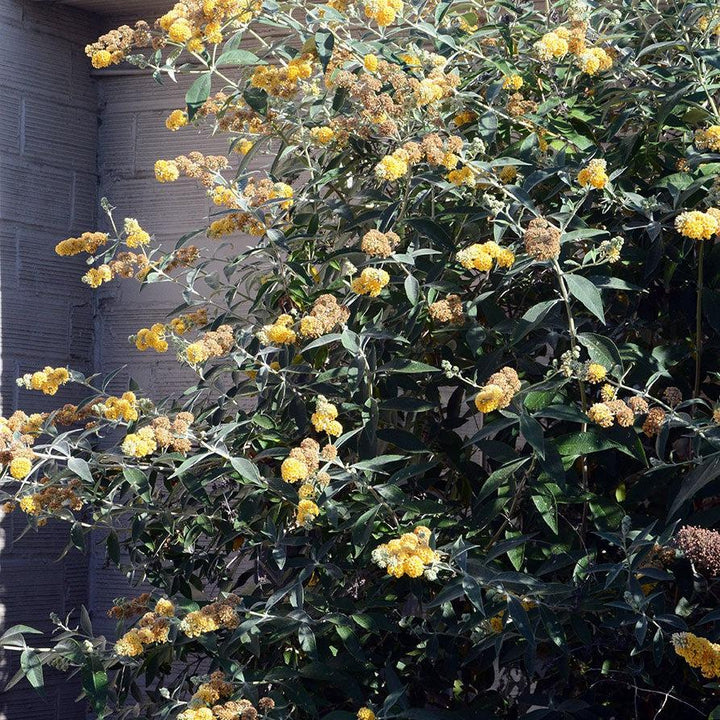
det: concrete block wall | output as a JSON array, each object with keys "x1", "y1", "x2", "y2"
[
  {"x1": 0, "y1": 2, "x2": 279, "y2": 714},
  {"x1": 0, "y1": 3, "x2": 101, "y2": 718}
]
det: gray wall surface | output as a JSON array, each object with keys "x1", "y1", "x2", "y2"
[{"x1": 0, "y1": 2, "x2": 100, "y2": 718}]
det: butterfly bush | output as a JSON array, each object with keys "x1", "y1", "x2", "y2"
[{"x1": 3, "y1": 0, "x2": 720, "y2": 716}]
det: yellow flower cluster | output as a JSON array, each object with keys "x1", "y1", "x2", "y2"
[
  {"x1": 694, "y1": 125, "x2": 720, "y2": 152},
  {"x1": 577, "y1": 159, "x2": 609, "y2": 189},
  {"x1": 177, "y1": 709, "x2": 213, "y2": 720},
  {"x1": 135, "y1": 310, "x2": 208, "y2": 353},
  {"x1": 55, "y1": 231, "x2": 108, "y2": 257},
  {"x1": 672, "y1": 632, "x2": 720, "y2": 678},
  {"x1": 186, "y1": 325, "x2": 234, "y2": 365},
  {"x1": 158, "y1": 0, "x2": 261, "y2": 52},
  {"x1": 474, "y1": 367, "x2": 521, "y2": 413},
  {"x1": 180, "y1": 595, "x2": 240, "y2": 638},
  {"x1": 585, "y1": 362, "x2": 607, "y2": 384},
  {"x1": 96, "y1": 391, "x2": 139, "y2": 422},
  {"x1": 9, "y1": 457, "x2": 33, "y2": 480},
  {"x1": 123, "y1": 218, "x2": 151, "y2": 248},
  {"x1": 121, "y1": 427, "x2": 158, "y2": 458},
  {"x1": 371, "y1": 526, "x2": 439, "y2": 578},
  {"x1": 456, "y1": 241, "x2": 515, "y2": 272},
  {"x1": 16, "y1": 367, "x2": 70, "y2": 396},
  {"x1": 351, "y1": 268, "x2": 391, "y2": 296},
  {"x1": 82, "y1": 265, "x2": 113, "y2": 288},
  {"x1": 259, "y1": 314, "x2": 297, "y2": 346},
  {"x1": 363, "y1": 0, "x2": 403, "y2": 26},
  {"x1": 114, "y1": 599, "x2": 174, "y2": 657},
  {"x1": 297, "y1": 498, "x2": 321, "y2": 526},
  {"x1": 165, "y1": 109, "x2": 189, "y2": 131},
  {"x1": 279, "y1": 438, "x2": 331, "y2": 526},
  {"x1": 675, "y1": 209, "x2": 720, "y2": 240},
  {"x1": 208, "y1": 179, "x2": 294, "y2": 238},
  {"x1": 357, "y1": 709, "x2": 376, "y2": 720},
  {"x1": 487, "y1": 598, "x2": 536, "y2": 633},
  {"x1": 311, "y1": 396, "x2": 343, "y2": 436},
  {"x1": 587, "y1": 400, "x2": 634, "y2": 428},
  {"x1": 447, "y1": 166, "x2": 476, "y2": 187},
  {"x1": 250, "y1": 55, "x2": 314, "y2": 98},
  {"x1": 502, "y1": 74, "x2": 523, "y2": 90},
  {"x1": 155, "y1": 159, "x2": 181, "y2": 183},
  {"x1": 135, "y1": 324, "x2": 168, "y2": 353},
  {"x1": 375, "y1": 152, "x2": 409, "y2": 181},
  {"x1": 310, "y1": 126, "x2": 335, "y2": 145},
  {"x1": 577, "y1": 47, "x2": 613, "y2": 75},
  {"x1": 1, "y1": 412, "x2": 43, "y2": 480},
  {"x1": 535, "y1": 30, "x2": 569, "y2": 60}
]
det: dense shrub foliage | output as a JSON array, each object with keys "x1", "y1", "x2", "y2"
[{"x1": 3, "y1": 0, "x2": 720, "y2": 716}]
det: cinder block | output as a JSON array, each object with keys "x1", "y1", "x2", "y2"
[
  {"x1": 0, "y1": 161, "x2": 74, "y2": 231},
  {"x1": 22, "y1": 97, "x2": 97, "y2": 169},
  {"x1": 0, "y1": 26, "x2": 73, "y2": 101},
  {"x1": 0, "y1": 91, "x2": 21, "y2": 156}
]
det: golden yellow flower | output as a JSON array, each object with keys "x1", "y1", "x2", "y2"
[
  {"x1": 675, "y1": 210, "x2": 719, "y2": 240},
  {"x1": 577, "y1": 159, "x2": 609, "y2": 189},
  {"x1": 351, "y1": 268, "x2": 390, "y2": 297}
]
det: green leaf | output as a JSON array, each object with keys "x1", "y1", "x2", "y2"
[
  {"x1": 315, "y1": 29, "x2": 335, "y2": 72},
  {"x1": 20, "y1": 648, "x2": 44, "y2": 691},
  {"x1": 379, "y1": 359, "x2": 439, "y2": 374},
  {"x1": 81, "y1": 656, "x2": 108, "y2": 718},
  {"x1": 564, "y1": 274, "x2": 605, "y2": 323},
  {"x1": 67, "y1": 457, "x2": 93, "y2": 484},
  {"x1": 519, "y1": 412, "x2": 545, "y2": 460},
  {"x1": 216, "y1": 49, "x2": 261, "y2": 66},
  {"x1": 353, "y1": 455, "x2": 406, "y2": 472},
  {"x1": 185, "y1": 73, "x2": 212, "y2": 115},
  {"x1": 404, "y1": 274, "x2": 420, "y2": 305},
  {"x1": 667, "y1": 453, "x2": 720, "y2": 520},
  {"x1": 230, "y1": 457, "x2": 262, "y2": 483},
  {"x1": 577, "y1": 332, "x2": 623, "y2": 371}
]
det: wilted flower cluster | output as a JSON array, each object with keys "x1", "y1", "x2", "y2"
[
  {"x1": 361, "y1": 229, "x2": 401, "y2": 258},
  {"x1": 428, "y1": 295, "x2": 465, "y2": 325},
  {"x1": 371, "y1": 526, "x2": 439, "y2": 579},
  {"x1": 299, "y1": 295, "x2": 350, "y2": 338},
  {"x1": 208, "y1": 178, "x2": 294, "y2": 238},
  {"x1": 186, "y1": 325, "x2": 234, "y2": 365},
  {"x1": 14, "y1": 478, "x2": 83, "y2": 522},
  {"x1": 676, "y1": 525, "x2": 720, "y2": 577},
  {"x1": 0, "y1": 411, "x2": 44, "y2": 480},
  {"x1": 524, "y1": 217, "x2": 561, "y2": 261}
]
